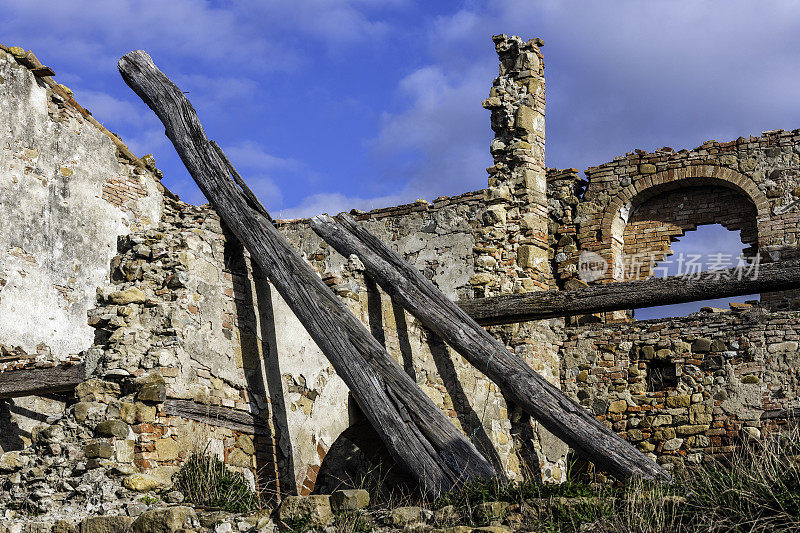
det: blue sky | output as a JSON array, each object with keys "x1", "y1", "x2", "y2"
[
  {"x1": 3, "y1": 1, "x2": 797, "y2": 317},
  {"x1": 4, "y1": 1, "x2": 800, "y2": 220}
]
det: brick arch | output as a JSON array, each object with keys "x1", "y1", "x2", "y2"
[
  {"x1": 621, "y1": 186, "x2": 759, "y2": 280},
  {"x1": 600, "y1": 164, "x2": 771, "y2": 245}
]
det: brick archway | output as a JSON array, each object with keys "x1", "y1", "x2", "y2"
[{"x1": 599, "y1": 164, "x2": 771, "y2": 246}]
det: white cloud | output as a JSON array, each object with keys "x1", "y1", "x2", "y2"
[
  {"x1": 223, "y1": 142, "x2": 306, "y2": 174},
  {"x1": 367, "y1": 0, "x2": 800, "y2": 202},
  {"x1": 371, "y1": 62, "x2": 493, "y2": 201},
  {"x1": 279, "y1": 191, "x2": 404, "y2": 220}
]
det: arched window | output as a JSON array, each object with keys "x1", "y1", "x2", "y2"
[{"x1": 618, "y1": 185, "x2": 759, "y2": 319}]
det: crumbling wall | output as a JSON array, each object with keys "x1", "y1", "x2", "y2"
[
  {"x1": 553, "y1": 133, "x2": 800, "y2": 304},
  {"x1": 278, "y1": 190, "x2": 566, "y2": 490},
  {"x1": 0, "y1": 47, "x2": 162, "y2": 361},
  {"x1": 560, "y1": 306, "x2": 800, "y2": 473},
  {"x1": 8, "y1": 31, "x2": 800, "y2": 530}
]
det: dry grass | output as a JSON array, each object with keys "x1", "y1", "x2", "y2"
[{"x1": 423, "y1": 423, "x2": 800, "y2": 532}]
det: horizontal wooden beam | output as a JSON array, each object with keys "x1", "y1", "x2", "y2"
[
  {"x1": 458, "y1": 259, "x2": 800, "y2": 325},
  {"x1": 0, "y1": 363, "x2": 85, "y2": 399},
  {"x1": 163, "y1": 399, "x2": 270, "y2": 435}
]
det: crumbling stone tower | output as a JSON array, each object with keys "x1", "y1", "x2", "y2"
[{"x1": 478, "y1": 35, "x2": 550, "y2": 295}]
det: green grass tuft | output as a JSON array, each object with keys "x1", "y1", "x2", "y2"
[{"x1": 172, "y1": 452, "x2": 260, "y2": 513}]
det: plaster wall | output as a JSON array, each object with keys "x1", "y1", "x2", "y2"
[{"x1": 0, "y1": 48, "x2": 162, "y2": 360}]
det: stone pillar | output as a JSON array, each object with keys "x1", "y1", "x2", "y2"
[{"x1": 480, "y1": 34, "x2": 551, "y2": 296}]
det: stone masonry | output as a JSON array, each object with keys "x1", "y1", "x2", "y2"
[{"x1": 2, "y1": 33, "x2": 800, "y2": 528}]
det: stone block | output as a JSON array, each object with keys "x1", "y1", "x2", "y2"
[
  {"x1": 675, "y1": 424, "x2": 710, "y2": 436},
  {"x1": 0, "y1": 451, "x2": 28, "y2": 472},
  {"x1": 474, "y1": 501, "x2": 509, "y2": 522},
  {"x1": 639, "y1": 163, "x2": 657, "y2": 174},
  {"x1": 155, "y1": 438, "x2": 180, "y2": 461},
  {"x1": 108, "y1": 287, "x2": 147, "y2": 305},
  {"x1": 518, "y1": 244, "x2": 546, "y2": 269},
  {"x1": 330, "y1": 489, "x2": 370, "y2": 512},
  {"x1": 237, "y1": 434, "x2": 255, "y2": 455},
  {"x1": 709, "y1": 340, "x2": 726, "y2": 352},
  {"x1": 665, "y1": 395, "x2": 691, "y2": 408},
  {"x1": 515, "y1": 106, "x2": 536, "y2": 133},
  {"x1": 390, "y1": 506, "x2": 431, "y2": 527},
  {"x1": 131, "y1": 506, "x2": 197, "y2": 532},
  {"x1": 608, "y1": 399, "x2": 628, "y2": 414},
  {"x1": 689, "y1": 404, "x2": 713, "y2": 425},
  {"x1": 80, "y1": 516, "x2": 135, "y2": 533},
  {"x1": 120, "y1": 402, "x2": 156, "y2": 424},
  {"x1": 470, "y1": 273, "x2": 494, "y2": 286},
  {"x1": 94, "y1": 419, "x2": 130, "y2": 438},
  {"x1": 75, "y1": 380, "x2": 121, "y2": 403},
  {"x1": 482, "y1": 205, "x2": 507, "y2": 225},
  {"x1": 84, "y1": 442, "x2": 114, "y2": 459},
  {"x1": 115, "y1": 439, "x2": 135, "y2": 463},
  {"x1": 123, "y1": 473, "x2": 160, "y2": 492},
  {"x1": 136, "y1": 373, "x2": 166, "y2": 403},
  {"x1": 691, "y1": 338, "x2": 712, "y2": 353},
  {"x1": 278, "y1": 495, "x2": 333, "y2": 528},
  {"x1": 227, "y1": 447, "x2": 252, "y2": 469},
  {"x1": 655, "y1": 349, "x2": 672, "y2": 360},
  {"x1": 640, "y1": 346, "x2": 655, "y2": 360}
]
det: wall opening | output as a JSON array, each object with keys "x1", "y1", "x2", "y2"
[
  {"x1": 633, "y1": 224, "x2": 759, "y2": 320},
  {"x1": 646, "y1": 360, "x2": 678, "y2": 391}
]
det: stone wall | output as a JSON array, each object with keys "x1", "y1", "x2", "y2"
[
  {"x1": 560, "y1": 306, "x2": 800, "y2": 473},
  {"x1": 5, "y1": 32, "x2": 800, "y2": 529}
]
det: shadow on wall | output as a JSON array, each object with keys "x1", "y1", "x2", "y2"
[
  {"x1": 0, "y1": 396, "x2": 68, "y2": 453},
  {"x1": 224, "y1": 228, "x2": 296, "y2": 499}
]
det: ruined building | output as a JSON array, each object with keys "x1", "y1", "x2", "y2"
[{"x1": 1, "y1": 34, "x2": 800, "y2": 524}]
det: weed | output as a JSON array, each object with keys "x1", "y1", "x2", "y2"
[
  {"x1": 137, "y1": 494, "x2": 159, "y2": 505},
  {"x1": 173, "y1": 452, "x2": 260, "y2": 513}
]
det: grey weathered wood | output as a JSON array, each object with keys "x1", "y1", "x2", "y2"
[
  {"x1": 458, "y1": 259, "x2": 800, "y2": 325},
  {"x1": 311, "y1": 213, "x2": 671, "y2": 482},
  {"x1": 118, "y1": 50, "x2": 496, "y2": 498},
  {"x1": 0, "y1": 363, "x2": 85, "y2": 399},
  {"x1": 163, "y1": 399, "x2": 269, "y2": 434}
]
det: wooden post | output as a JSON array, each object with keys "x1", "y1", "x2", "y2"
[
  {"x1": 118, "y1": 50, "x2": 497, "y2": 498},
  {"x1": 311, "y1": 213, "x2": 671, "y2": 482},
  {"x1": 457, "y1": 259, "x2": 800, "y2": 325}
]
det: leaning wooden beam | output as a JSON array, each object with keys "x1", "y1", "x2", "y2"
[
  {"x1": 118, "y1": 50, "x2": 496, "y2": 498},
  {"x1": 0, "y1": 363, "x2": 85, "y2": 399},
  {"x1": 311, "y1": 213, "x2": 671, "y2": 482},
  {"x1": 458, "y1": 259, "x2": 800, "y2": 325}
]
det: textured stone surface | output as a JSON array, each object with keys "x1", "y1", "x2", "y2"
[
  {"x1": 329, "y1": 488, "x2": 370, "y2": 512},
  {"x1": 131, "y1": 506, "x2": 197, "y2": 532},
  {"x1": 4, "y1": 31, "x2": 800, "y2": 528},
  {"x1": 123, "y1": 473, "x2": 160, "y2": 492},
  {"x1": 277, "y1": 495, "x2": 333, "y2": 528}
]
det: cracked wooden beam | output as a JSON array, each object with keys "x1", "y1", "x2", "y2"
[{"x1": 118, "y1": 50, "x2": 497, "y2": 498}]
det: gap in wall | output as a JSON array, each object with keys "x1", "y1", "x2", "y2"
[{"x1": 634, "y1": 224, "x2": 759, "y2": 320}]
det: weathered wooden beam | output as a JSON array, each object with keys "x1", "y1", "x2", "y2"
[
  {"x1": 163, "y1": 399, "x2": 269, "y2": 434},
  {"x1": 118, "y1": 50, "x2": 496, "y2": 498},
  {"x1": 0, "y1": 363, "x2": 85, "y2": 399},
  {"x1": 311, "y1": 213, "x2": 671, "y2": 482},
  {"x1": 458, "y1": 259, "x2": 800, "y2": 325}
]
